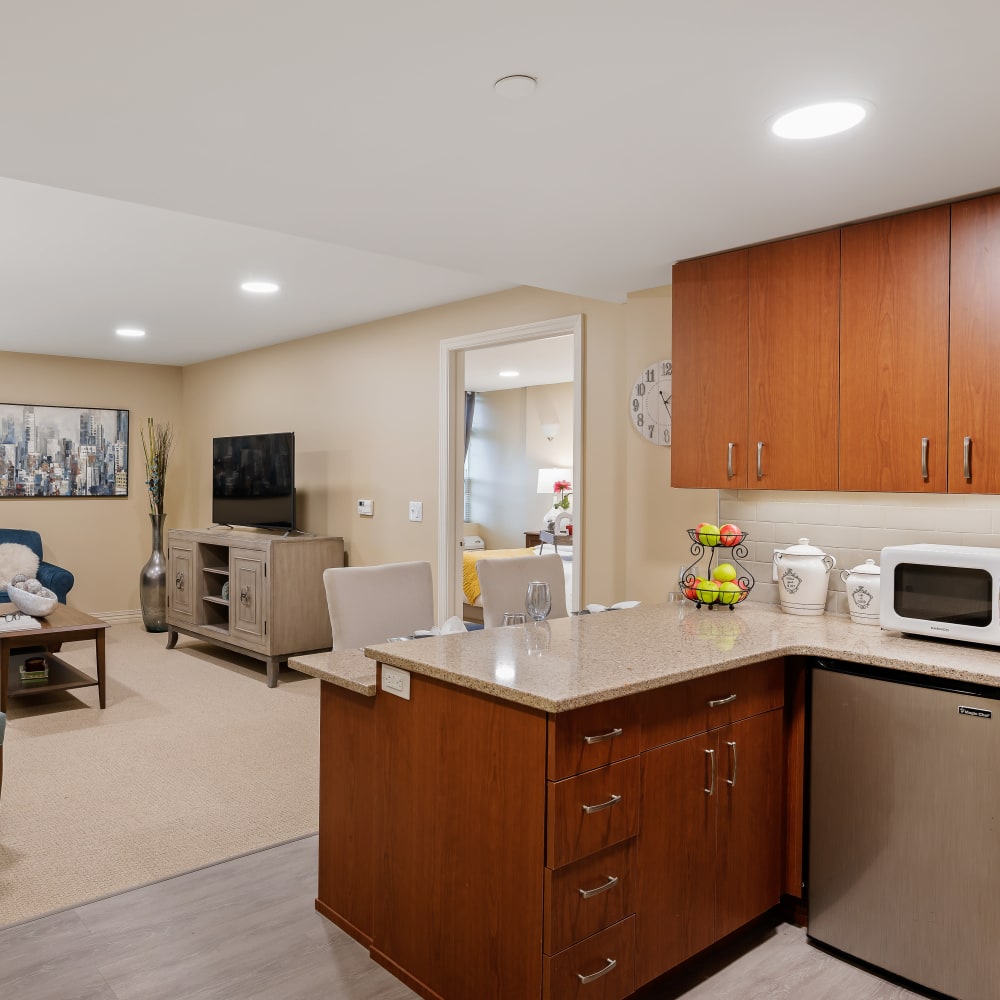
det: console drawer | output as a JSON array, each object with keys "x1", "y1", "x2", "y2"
[
  {"x1": 546, "y1": 757, "x2": 640, "y2": 868},
  {"x1": 544, "y1": 840, "x2": 635, "y2": 955},
  {"x1": 543, "y1": 915, "x2": 635, "y2": 1000},
  {"x1": 547, "y1": 695, "x2": 641, "y2": 780}
]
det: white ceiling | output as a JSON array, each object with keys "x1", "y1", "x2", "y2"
[
  {"x1": 464, "y1": 335, "x2": 574, "y2": 392},
  {"x1": 3, "y1": 1, "x2": 999, "y2": 367}
]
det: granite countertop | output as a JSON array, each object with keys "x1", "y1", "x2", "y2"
[{"x1": 291, "y1": 602, "x2": 1000, "y2": 713}]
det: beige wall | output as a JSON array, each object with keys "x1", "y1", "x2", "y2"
[{"x1": 0, "y1": 353, "x2": 183, "y2": 613}]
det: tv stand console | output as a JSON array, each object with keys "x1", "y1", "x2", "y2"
[{"x1": 166, "y1": 527, "x2": 345, "y2": 687}]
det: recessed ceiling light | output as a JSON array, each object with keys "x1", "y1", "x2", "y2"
[
  {"x1": 771, "y1": 101, "x2": 869, "y2": 139},
  {"x1": 499, "y1": 370, "x2": 520, "y2": 378},
  {"x1": 494, "y1": 75, "x2": 537, "y2": 98},
  {"x1": 115, "y1": 327, "x2": 146, "y2": 338},
  {"x1": 241, "y1": 280, "x2": 280, "y2": 294}
]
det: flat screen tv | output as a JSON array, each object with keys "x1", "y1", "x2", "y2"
[{"x1": 212, "y1": 432, "x2": 296, "y2": 531}]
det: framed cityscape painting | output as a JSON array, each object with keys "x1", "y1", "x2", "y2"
[{"x1": 0, "y1": 403, "x2": 129, "y2": 497}]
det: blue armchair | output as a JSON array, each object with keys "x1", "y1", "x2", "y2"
[{"x1": 0, "y1": 529, "x2": 74, "y2": 604}]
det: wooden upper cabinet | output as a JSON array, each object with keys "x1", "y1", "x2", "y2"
[
  {"x1": 748, "y1": 231, "x2": 840, "y2": 490},
  {"x1": 671, "y1": 250, "x2": 749, "y2": 488},
  {"x1": 840, "y1": 206, "x2": 950, "y2": 492},
  {"x1": 950, "y1": 194, "x2": 1000, "y2": 493}
]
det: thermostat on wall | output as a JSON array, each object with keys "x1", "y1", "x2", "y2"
[{"x1": 358, "y1": 499, "x2": 374, "y2": 516}]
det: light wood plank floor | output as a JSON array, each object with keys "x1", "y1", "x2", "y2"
[{"x1": 0, "y1": 835, "x2": 939, "y2": 1000}]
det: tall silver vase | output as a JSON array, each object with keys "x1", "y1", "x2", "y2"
[{"x1": 140, "y1": 512, "x2": 168, "y2": 633}]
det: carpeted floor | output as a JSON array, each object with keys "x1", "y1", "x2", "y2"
[{"x1": 0, "y1": 623, "x2": 320, "y2": 928}]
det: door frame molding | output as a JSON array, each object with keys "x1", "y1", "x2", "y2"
[{"x1": 438, "y1": 314, "x2": 584, "y2": 620}]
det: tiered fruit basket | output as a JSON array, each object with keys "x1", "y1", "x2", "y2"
[{"x1": 679, "y1": 527, "x2": 755, "y2": 609}]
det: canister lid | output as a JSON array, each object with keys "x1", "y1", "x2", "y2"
[
  {"x1": 780, "y1": 537, "x2": 827, "y2": 555},
  {"x1": 847, "y1": 558, "x2": 880, "y2": 575}
]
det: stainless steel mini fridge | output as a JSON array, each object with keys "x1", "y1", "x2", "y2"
[{"x1": 809, "y1": 660, "x2": 1000, "y2": 1000}]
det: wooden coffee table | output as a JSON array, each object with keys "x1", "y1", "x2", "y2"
[{"x1": 0, "y1": 604, "x2": 109, "y2": 713}]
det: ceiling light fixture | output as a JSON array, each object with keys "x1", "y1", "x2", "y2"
[
  {"x1": 494, "y1": 74, "x2": 537, "y2": 98},
  {"x1": 115, "y1": 327, "x2": 146, "y2": 338},
  {"x1": 241, "y1": 280, "x2": 280, "y2": 294},
  {"x1": 499, "y1": 370, "x2": 520, "y2": 378},
  {"x1": 771, "y1": 101, "x2": 869, "y2": 139}
]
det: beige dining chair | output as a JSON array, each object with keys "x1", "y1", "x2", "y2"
[
  {"x1": 475, "y1": 552, "x2": 568, "y2": 629},
  {"x1": 323, "y1": 561, "x2": 434, "y2": 650}
]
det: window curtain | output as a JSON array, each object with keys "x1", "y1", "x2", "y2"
[{"x1": 464, "y1": 391, "x2": 476, "y2": 458}]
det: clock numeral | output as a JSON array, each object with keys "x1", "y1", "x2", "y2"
[
  {"x1": 661, "y1": 361, "x2": 672, "y2": 377},
  {"x1": 636, "y1": 413, "x2": 643, "y2": 428},
  {"x1": 664, "y1": 429, "x2": 671, "y2": 445},
  {"x1": 648, "y1": 425, "x2": 655, "y2": 439},
  {"x1": 631, "y1": 398, "x2": 639, "y2": 412},
  {"x1": 645, "y1": 368, "x2": 655, "y2": 383},
  {"x1": 635, "y1": 382, "x2": 645, "y2": 396}
]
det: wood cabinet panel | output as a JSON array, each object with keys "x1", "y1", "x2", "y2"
[
  {"x1": 372, "y1": 671, "x2": 547, "y2": 1000},
  {"x1": 231, "y1": 548, "x2": 266, "y2": 645},
  {"x1": 950, "y1": 193, "x2": 1000, "y2": 493},
  {"x1": 543, "y1": 915, "x2": 635, "y2": 1000},
  {"x1": 543, "y1": 840, "x2": 636, "y2": 955},
  {"x1": 168, "y1": 542, "x2": 194, "y2": 620},
  {"x1": 547, "y1": 695, "x2": 641, "y2": 780},
  {"x1": 546, "y1": 757, "x2": 640, "y2": 869},
  {"x1": 840, "y1": 206, "x2": 950, "y2": 491},
  {"x1": 672, "y1": 250, "x2": 749, "y2": 488},
  {"x1": 748, "y1": 231, "x2": 840, "y2": 489}
]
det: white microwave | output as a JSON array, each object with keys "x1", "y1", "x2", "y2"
[{"x1": 880, "y1": 543, "x2": 1000, "y2": 645}]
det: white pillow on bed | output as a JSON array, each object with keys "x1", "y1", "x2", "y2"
[{"x1": 0, "y1": 542, "x2": 40, "y2": 589}]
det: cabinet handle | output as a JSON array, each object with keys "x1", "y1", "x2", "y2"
[
  {"x1": 726, "y1": 740, "x2": 737, "y2": 787},
  {"x1": 581, "y1": 793, "x2": 622, "y2": 815},
  {"x1": 577, "y1": 957, "x2": 617, "y2": 985},
  {"x1": 240, "y1": 586, "x2": 251, "y2": 606},
  {"x1": 175, "y1": 572, "x2": 184, "y2": 591},
  {"x1": 707, "y1": 693, "x2": 736, "y2": 708},
  {"x1": 964, "y1": 436, "x2": 972, "y2": 481},
  {"x1": 921, "y1": 437, "x2": 929, "y2": 481},
  {"x1": 578, "y1": 875, "x2": 619, "y2": 899},
  {"x1": 704, "y1": 748, "x2": 716, "y2": 795},
  {"x1": 756, "y1": 441, "x2": 764, "y2": 480},
  {"x1": 582, "y1": 727, "x2": 623, "y2": 745},
  {"x1": 727, "y1": 441, "x2": 735, "y2": 480}
]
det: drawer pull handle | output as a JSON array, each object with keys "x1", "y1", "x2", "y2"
[
  {"x1": 583, "y1": 727, "x2": 624, "y2": 745},
  {"x1": 579, "y1": 875, "x2": 619, "y2": 899},
  {"x1": 707, "y1": 693, "x2": 736, "y2": 707},
  {"x1": 726, "y1": 740, "x2": 737, "y2": 787},
  {"x1": 581, "y1": 793, "x2": 622, "y2": 815},
  {"x1": 577, "y1": 957, "x2": 617, "y2": 985},
  {"x1": 704, "y1": 748, "x2": 716, "y2": 795}
]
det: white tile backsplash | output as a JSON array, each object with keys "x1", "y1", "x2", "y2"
[{"x1": 721, "y1": 488, "x2": 1000, "y2": 609}]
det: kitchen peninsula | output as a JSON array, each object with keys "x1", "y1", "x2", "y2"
[{"x1": 292, "y1": 603, "x2": 1000, "y2": 1000}]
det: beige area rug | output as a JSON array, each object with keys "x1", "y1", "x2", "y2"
[{"x1": 0, "y1": 623, "x2": 320, "y2": 928}]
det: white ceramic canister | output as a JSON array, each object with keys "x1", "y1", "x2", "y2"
[
  {"x1": 840, "y1": 558, "x2": 881, "y2": 625},
  {"x1": 773, "y1": 538, "x2": 837, "y2": 616}
]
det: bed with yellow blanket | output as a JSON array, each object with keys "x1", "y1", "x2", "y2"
[{"x1": 462, "y1": 547, "x2": 537, "y2": 622}]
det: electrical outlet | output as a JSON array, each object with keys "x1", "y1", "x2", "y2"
[
  {"x1": 409, "y1": 500, "x2": 423, "y2": 522},
  {"x1": 381, "y1": 664, "x2": 411, "y2": 700},
  {"x1": 357, "y1": 499, "x2": 374, "y2": 516}
]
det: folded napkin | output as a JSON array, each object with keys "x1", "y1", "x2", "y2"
[
  {"x1": 413, "y1": 616, "x2": 470, "y2": 637},
  {"x1": 585, "y1": 600, "x2": 641, "y2": 614}
]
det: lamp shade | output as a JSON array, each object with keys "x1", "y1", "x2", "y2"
[{"x1": 537, "y1": 467, "x2": 572, "y2": 493}]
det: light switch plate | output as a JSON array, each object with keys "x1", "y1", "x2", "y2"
[
  {"x1": 381, "y1": 664, "x2": 411, "y2": 700},
  {"x1": 408, "y1": 500, "x2": 423, "y2": 522},
  {"x1": 357, "y1": 499, "x2": 374, "y2": 516}
]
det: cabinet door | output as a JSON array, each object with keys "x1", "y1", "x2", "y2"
[
  {"x1": 231, "y1": 548, "x2": 266, "y2": 644},
  {"x1": 634, "y1": 734, "x2": 716, "y2": 987},
  {"x1": 748, "y1": 231, "x2": 840, "y2": 490},
  {"x1": 168, "y1": 542, "x2": 194, "y2": 620},
  {"x1": 671, "y1": 250, "x2": 749, "y2": 488},
  {"x1": 950, "y1": 194, "x2": 1000, "y2": 493},
  {"x1": 714, "y1": 709, "x2": 784, "y2": 939},
  {"x1": 840, "y1": 207, "x2": 950, "y2": 491}
]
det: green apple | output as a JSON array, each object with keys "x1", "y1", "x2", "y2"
[
  {"x1": 712, "y1": 562, "x2": 738, "y2": 583},
  {"x1": 696, "y1": 522, "x2": 720, "y2": 546},
  {"x1": 717, "y1": 581, "x2": 743, "y2": 605},
  {"x1": 696, "y1": 579, "x2": 720, "y2": 604}
]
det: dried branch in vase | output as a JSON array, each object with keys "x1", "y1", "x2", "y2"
[{"x1": 141, "y1": 418, "x2": 173, "y2": 516}]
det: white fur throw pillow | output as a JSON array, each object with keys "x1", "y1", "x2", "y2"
[{"x1": 0, "y1": 542, "x2": 40, "y2": 589}]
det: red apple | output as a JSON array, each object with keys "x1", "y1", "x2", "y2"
[{"x1": 719, "y1": 523, "x2": 742, "y2": 546}]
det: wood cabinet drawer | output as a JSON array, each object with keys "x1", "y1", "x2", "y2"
[
  {"x1": 547, "y1": 695, "x2": 641, "y2": 780},
  {"x1": 546, "y1": 757, "x2": 639, "y2": 868},
  {"x1": 543, "y1": 915, "x2": 635, "y2": 1000},
  {"x1": 641, "y1": 658, "x2": 785, "y2": 750},
  {"x1": 544, "y1": 840, "x2": 635, "y2": 955}
]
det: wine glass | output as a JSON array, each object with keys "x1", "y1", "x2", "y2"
[{"x1": 525, "y1": 581, "x2": 552, "y2": 622}]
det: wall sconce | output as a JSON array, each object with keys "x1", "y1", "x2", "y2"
[{"x1": 540, "y1": 421, "x2": 560, "y2": 441}]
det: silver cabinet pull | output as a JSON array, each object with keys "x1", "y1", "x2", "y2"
[
  {"x1": 704, "y1": 748, "x2": 716, "y2": 795},
  {"x1": 577, "y1": 957, "x2": 617, "y2": 984},
  {"x1": 581, "y1": 793, "x2": 622, "y2": 815},
  {"x1": 964, "y1": 436, "x2": 972, "y2": 481},
  {"x1": 707, "y1": 693, "x2": 737, "y2": 708},
  {"x1": 240, "y1": 586, "x2": 252, "y2": 606},
  {"x1": 175, "y1": 572, "x2": 184, "y2": 591},
  {"x1": 921, "y1": 437, "x2": 929, "y2": 481},
  {"x1": 726, "y1": 441, "x2": 735, "y2": 480},
  {"x1": 756, "y1": 441, "x2": 764, "y2": 480},
  {"x1": 583, "y1": 727, "x2": 623, "y2": 745},
  {"x1": 579, "y1": 875, "x2": 619, "y2": 899},
  {"x1": 726, "y1": 740, "x2": 737, "y2": 787}
]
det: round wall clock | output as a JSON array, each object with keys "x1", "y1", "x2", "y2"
[{"x1": 630, "y1": 359, "x2": 671, "y2": 445}]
